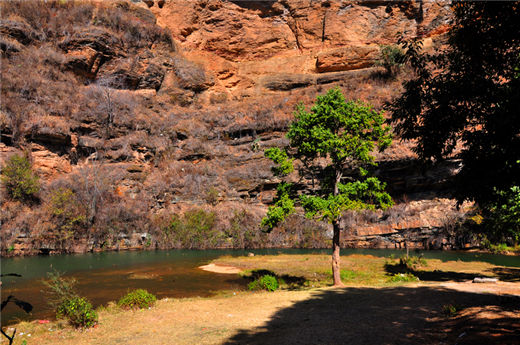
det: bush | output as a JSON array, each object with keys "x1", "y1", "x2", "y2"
[
  {"x1": 57, "y1": 296, "x2": 98, "y2": 328},
  {"x1": 248, "y1": 275, "x2": 279, "y2": 292},
  {"x1": 162, "y1": 209, "x2": 221, "y2": 249},
  {"x1": 117, "y1": 289, "x2": 157, "y2": 310},
  {"x1": 205, "y1": 187, "x2": 220, "y2": 206},
  {"x1": 42, "y1": 271, "x2": 96, "y2": 328},
  {"x1": 42, "y1": 271, "x2": 78, "y2": 310},
  {"x1": 442, "y1": 303, "x2": 460, "y2": 317},
  {"x1": 399, "y1": 255, "x2": 427, "y2": 270},
  {"x1": 376, "y1": 44, "x2": 405, "y2": 76},
  {"x1": 388, "y1": 273, "x2": 419, "y2": 283},
  {"x1": 1, "y1": 154, "x2": 39, "y2": 201},
  {"x1": 483, "y1": 186, "x2": 520, "y2": 244}
]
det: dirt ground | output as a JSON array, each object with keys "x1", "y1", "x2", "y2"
[{"x1": 4, "y1": 281, "x2": 519, "y2": 345}]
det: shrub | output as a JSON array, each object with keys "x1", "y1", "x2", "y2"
[
  {"x1": 42, "y1": 271, "x2": 97, "y2": 328},
  {"x1": 162, "y1": 209, "x2": 221, "y2": 249},
  {"x1": 1, "y1": 154, "x2": 39, "y2": 201},
  {"x1": 42, "y1": 271, "x2": 78, "y2": 310},
  {"x1": 388, "y1": 273, "x2": 419, "y2": 283},
  {"x1": 57, "y1": 296, "x2": 98, "y2": 328},
  {"x1": 399, "y1": 255, "x2": 427, "y2": 270},
  {"x1": 483, "y1": 186, "x2": 520, "y2": 244},
  {"x1": 442, "y1": 303, "x2": 460, "y2": 317},
  {"x1": 376, "y1": 44, "x2": 405, "y2": 76},
  {"x1": 205, "y1": 186, "x2": 220, "y2": 206},
  {"x1": 49, "y1": 187, "x2": 87, "y2": 244},
  {"x1": 117, "y1": 289, "x2": 157, "y2": 310},
  {"x1": 248, "y1": 274, "x2": 279, "y2": 292}
]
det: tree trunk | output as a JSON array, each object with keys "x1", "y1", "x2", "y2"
[
  {"x1": 332, "y1": 219, "x2": 343, "y2": 286},
  {"x1": 331, "y1": 167, "x2": 344, "y2": 286}
]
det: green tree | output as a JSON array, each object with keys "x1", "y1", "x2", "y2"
[
  {"x1": 484, "y1": 185, "x2": 520, "y2": 244},
  {"x1": 1, "y1": 154, "x2": 39, "y2": 201},
  {"x1": 389, "y1": 1, "x2": 520, "y2": 242},
  {"x1": 262, "y1": 88, "x2": 393, "y2": 286}
]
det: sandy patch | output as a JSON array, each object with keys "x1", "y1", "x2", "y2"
[
  {"x1": 199, "y1": 263, "x2": 243, "y2": 274},
  {"x1": 440, "y1": 281, "x2": 520, "y2": 297}
]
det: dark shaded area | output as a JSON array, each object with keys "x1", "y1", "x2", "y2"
[
  {"x1": 223, "y1": 286, "x2": 520, "y2": 345},
  {"x1": 230, "y1": 1, "x2": 281, "y2": 18},
  {"x1": 384, "y1": 263, "x2": 478, "y2": 282},
  {"x1": 489, "y1": 267, "x2": 520, "y2": 283},
  {"x1": 247, "y1": 269, "x2": 308, "y2": 290},
  {"x1": 1, "y1": 274, "x2": 33, "y2": 345}
]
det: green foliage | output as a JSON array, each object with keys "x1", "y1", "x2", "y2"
[
  {"x1": 399, "y1": 255, "x2": 427, "y2": 270},
  {"x1": 226, "y1": 210, "x2": 266, "y2": 249},
  {"x1": 389, "y1": 2, "x2": 520, "y2": 227},
  {"x1": 288, "y1": 90, "x2": 392, "y2": 165},
  {"x1": 442, "y1": 304, "x2": 460, "y2": 317},
  {"x1": 486, "y1": 243, "x2": 510, "y2": 254},
  {"x1": 163, "y1": 209, "x2": 221, "y2": 249},
  {"x1": 49, "y1": 188, "x2": 87, "y2": 243},
  {"x1": 261, "y1": 183, "x2": 295, "y2": 230},
  {"x1": 0, "y1": 154, "x2": 39, "y2": 201},
  {"x1": 204, "y1": 186, "x2": 220, "y2": 206},
  {"x1": 42, "y1": 271, "x2": 78, "y2": 311},
  {"x1": 247, "y1": 274, "x2": 279, "y2": 292},
  {"x1": 388, "y1": 273, "x2": 419, "y2": 283},
  {"x1": 42, "y1": 271, "x2": 97, "y2": 328},
  {"x1": 262, "y1": 87, "x2": 393, "y2": 230},
  {"x1": 482, "y1": 186, "x2": 520, "y2": 244},
  {"x1": 56, "y1": 296, "x2": 98, "y2": 328},
  {"x1": 117, "y1": 289, "x2": 157, "y2": 310},
  {"x1": 376, "y1": 44, "x2": 405, "y2": 76},
  {"x1": 264, "y1": 147, "x2": 294, "y2": 176}
]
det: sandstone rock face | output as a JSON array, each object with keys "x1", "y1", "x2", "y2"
[
  {"x1": 147, "y1": 0, "x2": 451, "y2": 94},
  {"x1": 316, "y1": 45, "x2": 380, "y2": 73},
  {"x1": 1, "y1": 0, "x2": 464, "y2": 257}
]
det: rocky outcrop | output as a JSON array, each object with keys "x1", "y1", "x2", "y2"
[
  {"x1": 0, "y1": 0, "x2": 464, "y2": 257},
  {"x1": 147, "y1": 0, "x2": 452, "y2": 97},
  {"x1": 316, "y1": 45, "x2": 380, "y2": 73}
]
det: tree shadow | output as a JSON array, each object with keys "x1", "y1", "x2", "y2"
[
  {"x1": 488, "y1": 267, "x2": 520, "y2": 282},
  {"x1": 384, "y1": 263, "x2": 479, "y2": 282},
  {"x1": 246, "y1": 269, "x2": 308, "y2": 290},
  {"x1": 223, "y1": 286, "x2": 520, "y2": 345}
]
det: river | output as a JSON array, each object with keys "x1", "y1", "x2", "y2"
[{"x1": 1, "y1": 248, "x2": 519, "y2": 325}]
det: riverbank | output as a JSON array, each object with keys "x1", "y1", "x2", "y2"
[
  {"x1": 4, "y1": 253, "x2": 520, "y2": 344},
  {"x1": 6, "y1": 282, "x2": 520, "y2": 345}
]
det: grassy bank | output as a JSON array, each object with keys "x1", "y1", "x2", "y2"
[
  {"x1": 3, "y1": 254, "x2": 519, "y2": 345},
  {"x1": 213, "y1": 253, "x2": 519, "y2": 287}
]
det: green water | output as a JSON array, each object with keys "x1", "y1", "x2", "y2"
[{"x1": 1, "y1": 248, "x2": 518, "y2": 325}]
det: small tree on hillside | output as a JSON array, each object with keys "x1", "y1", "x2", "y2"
[
  {"x1": 1, "y1": 154, "x2": 39, "y2": 202},
  {"x1": 262, "y1": 88, "x2": 393, "y2": 286}
]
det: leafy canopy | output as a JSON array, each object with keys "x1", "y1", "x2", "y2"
[
  {"x1": 389, "y1": 1, "x2": 520, "y2": 205},
  {"x1": 262, "y1": 88, "x2": 393, "y2": 229},
  {"x1": 388, "y1": 1, "x2": 520, "y2": 243},
  {"x1": 1, "y1": 154, "x2": 39, "y2": 201}
]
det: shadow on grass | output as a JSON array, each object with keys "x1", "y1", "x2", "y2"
[
  {"x1": 223, "y1": 286, "x2": 520, "y2": 345},
  {"x1": 489, "y1": 267, "x2": 520, "y2": 282},
  {"x1": 384, "y1": 263, "x2": 479, "y2": 282},
  {"x1": 247, "y1": 269, "x2": 308, "y2": 290}
]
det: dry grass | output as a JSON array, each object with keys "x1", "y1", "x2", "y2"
[
  {"x1": 7, "y1": 282, "x2": 519, "y2": 345},
  {"x1": 6, "y1": 291, "x2": 315, "y2": 345},
  {"x1": 4, "y1": 254, "x2": 519, "y2": 345},
  {"x1": 212, "y1": 254, "x2": 514, "y2": 287}
]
